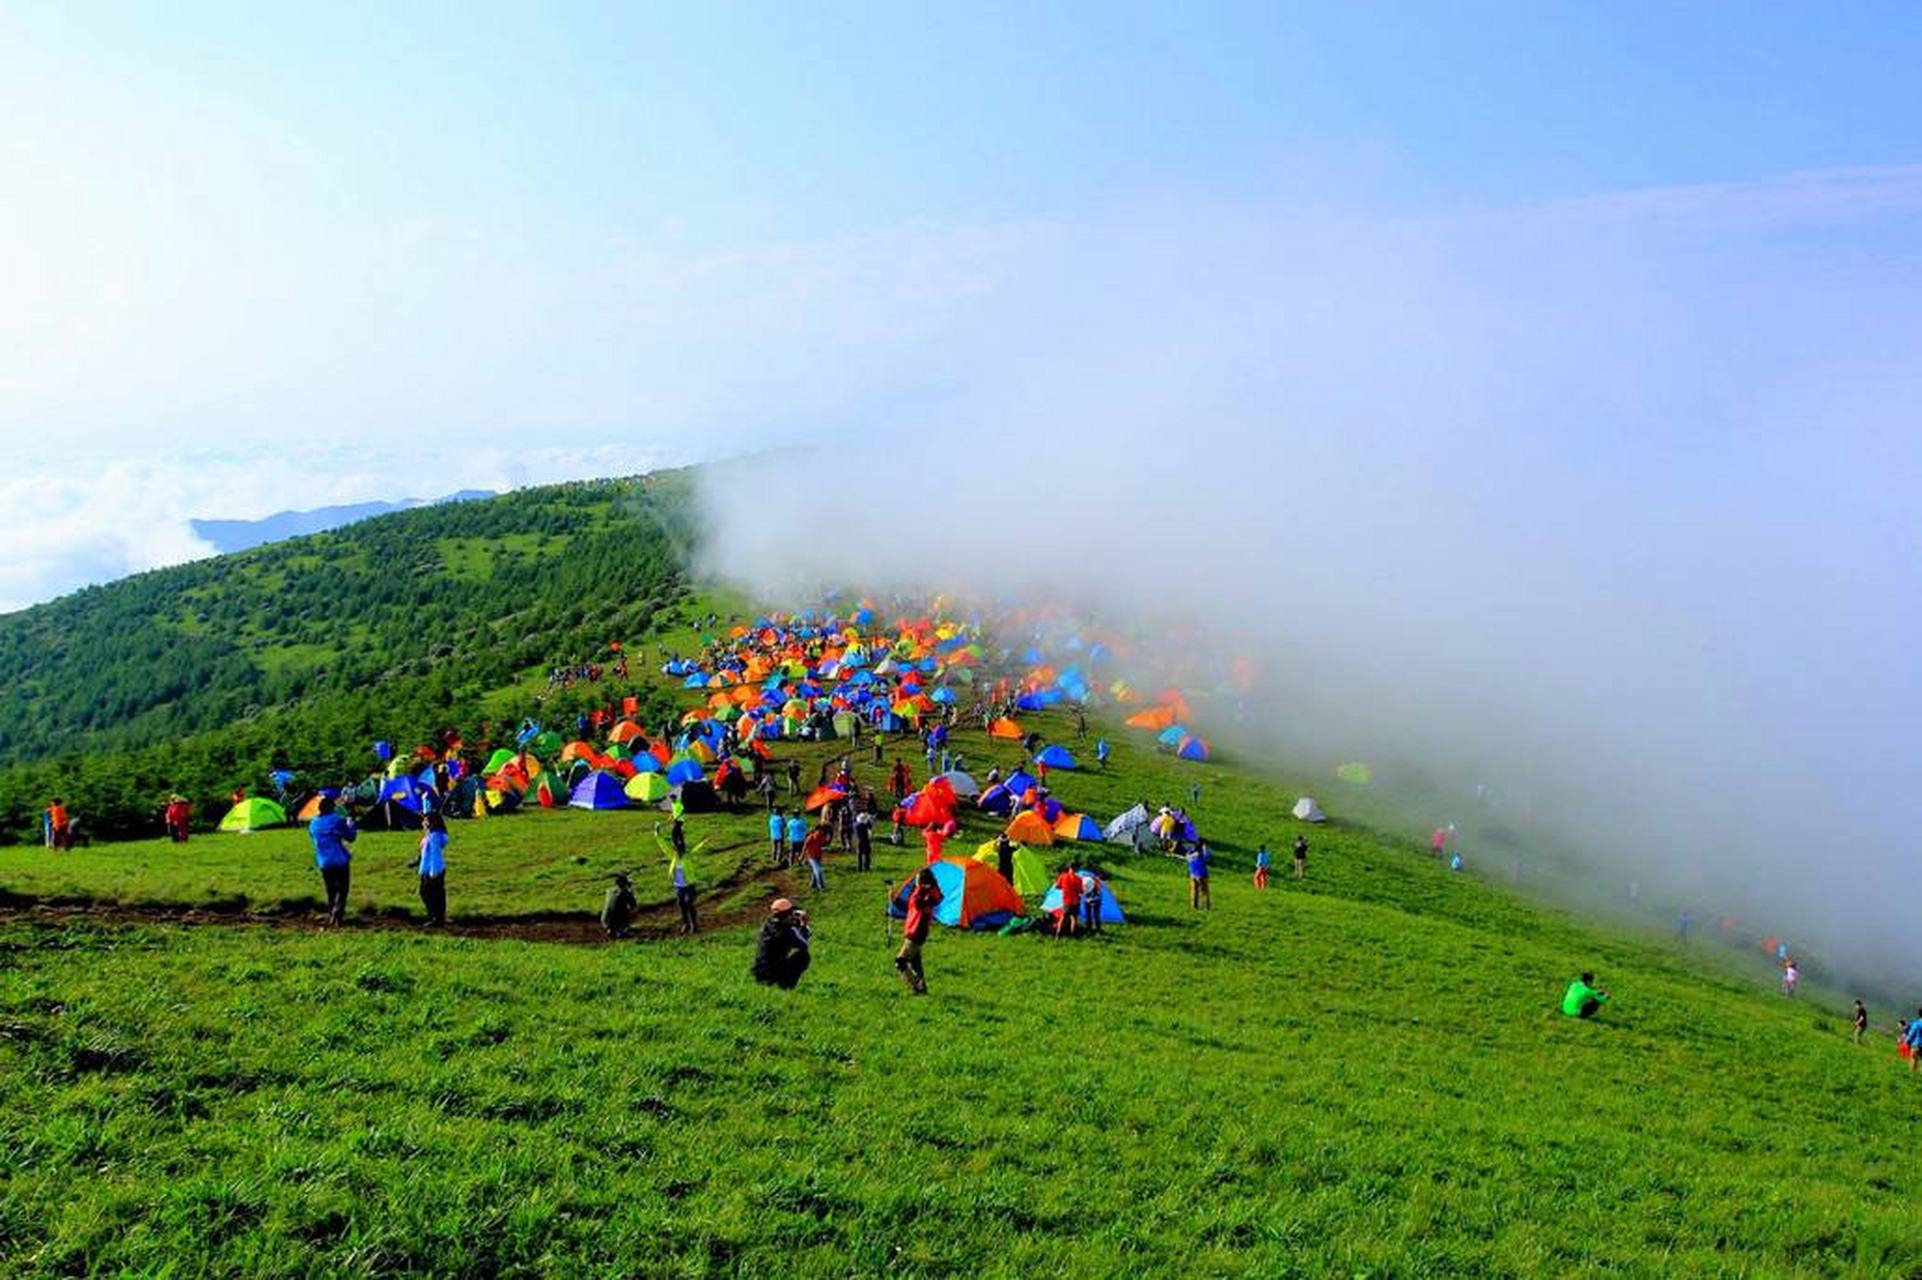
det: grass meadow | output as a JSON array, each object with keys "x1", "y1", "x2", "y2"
[{"x1": 4, "y1": 709, "x2": 1920, "y2": 1276}]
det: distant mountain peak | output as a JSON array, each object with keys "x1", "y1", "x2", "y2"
[{"x1": 190, "y1": 489, "x2": 494, "y2": 554}]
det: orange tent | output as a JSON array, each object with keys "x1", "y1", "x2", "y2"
[
  {"x1": 1126, "y1": 706, "x2": 1177, "y2": 731},
  {"x1": 609, "y1": 720, "x2": 646, "y2": 744},
  {"x1": 988, "y1": 718, "x2": 1025, "y2": 740},
  {"x1": 1005, "y1": 810, "x2": 1057, "y2": 845}
]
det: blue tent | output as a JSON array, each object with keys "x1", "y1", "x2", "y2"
[
  {"x1": 1004, "y1": 770, "x2": 1038, "y2": 798},
  {"x1": 570, "y1": 771, "x2": 630, "y2": 811},
  {"x1": 1042, "y1": 877, "x2": 1126, "y2": 925},
  {"x1": 379, "y1": 776, "x2": 431, "y2": 814},
  {"x1": 682, "y1": 672, "x2": 708, "y2": 688},
  {"x1": 666, "y1": 759, "x2": 706, "y2": 786},
  {"x1": 1036, "y1": 745, "x2": 1078, "y2": 770},
  {"x1": 1157, "y1": 725, "x2": 1188, "y2": 748},
  {"x1": 978, "y1": 784, "x2": 1014, "y2": 816}
]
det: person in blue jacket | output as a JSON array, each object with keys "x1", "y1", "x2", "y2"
[
  {"x1": 309, "y1": 796, "x2": 358, "y2": 925},
  {"x1": 416, "y1": 811, "x2": 448, "y2": 925}
]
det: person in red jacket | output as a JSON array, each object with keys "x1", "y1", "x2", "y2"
[
  {"x1": 1052, "y1": 863, "x2": 1083, "y2": 938},
  {"x1": 896, "y1": 867, "x2": 943, "y2": 994},
  {"x1": 164, "y1": 795, "x2": 192, "y2": 843},
  {"x1": 802, "y1": 821, "x2": 830, "y2": 891}
]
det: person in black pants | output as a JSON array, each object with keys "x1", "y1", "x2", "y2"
[{"x1": 752, "y1": 899, "x2": 812, "y2": 989}]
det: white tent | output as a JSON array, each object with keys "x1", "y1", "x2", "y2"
[
  {"x1": 1105, "y1": 802, "x2": 1150, "y2": 843},
  {"x1": 1291, "y1": 796, "x2": 1326, "y2": 822},
  {"x1": 937, "y1": 770, "x2": 981, "y2": 798}
]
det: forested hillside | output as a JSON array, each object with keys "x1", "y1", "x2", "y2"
[{"x1": 0, "y1": 472, "x2": 698, "y2": 841}]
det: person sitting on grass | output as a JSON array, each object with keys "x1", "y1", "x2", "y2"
[
  {"x1": 601, "y1": 872, "x2": 638, "y2": 939},
  {"x1": 752, "y1": 899, "x2": 812, "y2": 990},
  {"x1": 1562, "y1": 971, "x2": 1610, "y2": 1019}
]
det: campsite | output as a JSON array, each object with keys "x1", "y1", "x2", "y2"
[
  {"x1": 7, "y1": 8, "x2": 1922, "y2": 1275},
  {"x1": 4, "y1": 549, "x2": 1921, "y2": 1276}
]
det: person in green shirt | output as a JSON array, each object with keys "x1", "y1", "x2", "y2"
[{"x1": 1563, "y1": 971, "x2": 1609, "y2": 1019}]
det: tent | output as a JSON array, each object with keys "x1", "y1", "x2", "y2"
[
  {"x1": 1053, "y1": 812, "x2": 1103, "y2": 842},
  {"x1": 625, "y1": 772, "x2": 670, "y2": 803},
  {"x1": 972, "y1": 840, "x2": 1052, "y2": 896},
  {"x1": 1337, "y1": 762, "x2": 1373, "y2": 786},
  {"x1": 665, "y1": 759, "x2": 706, "y2": 786},
  {"x1": 1175, "y1": 735, "x2": 1210, "y2": 762},
  {"x1": 570, "y1": 772, "x2": 630, "y2": 811},
  {"x1": 1104, "y1": 803, "x2": 1150, "y2": 843},
  {"x1": 888, "y1": 858, "x2": 1024, "y2": 931},
  {"x1": 484, "y1": 747, "x2": 518, "y2": 774},
  {"x1": 1035, "y1": 744, "x2": 1078, "y2": 770},
  {"x1": 1005, "y1": 810, "x2": 1057, "y2": 846},
  {"x1": 977, "y1": 784, "x2": 1014, "y2": 816},
  {"x1": 936, "y1": 770, "x2": 980, "y2": 798},
  {"x1": 218, "y1": 797, "x2": 287, "y2": 833},
  {"x1": 1292, "y1": 796, "x2": 1326, "y2": 822},
  {"x1": 804, "y1": 785, "x2": 847, "y2": 813},
  {"x1": 675, "y1": 780, "x2": 721, "y2": 813},
  {"x1": 1041, "y1": 875, "x2": 1126, "y2": 925},
  {"x1": 987, "y1": 717, "x2": 1025, "y2": 740}
]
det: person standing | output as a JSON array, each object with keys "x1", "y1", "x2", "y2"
[
  {"x1": 752, "y1": 899, "x2": 812, "y2": 989},
  {"x1": 1052, "y1": 863, "x2": 1082, "y2": 938},
  {"x1": 1080, "y1": 867, "x2": 1104, "y2": 935},
  {"x1": 785, "y1": 811, "x2": 808, "y2": 869},
  {"x1": 671, "y1": 851, "x2": 698, "y2": 934},
  {"x1": 1186, "y1": 842, "x2": 1213, "y2": 910},
  {"x1": 1253, "y1": 843, "x2": 1271, "y2": 890},
  {"x1": 897, "y1": 868, "x2": 942, "y2": 994},
  {"x1": 416, "y1": 812, "x2": 449, "y2": 925},
  {"x1": 1853, "y1": 999, "x2": 1870, "y2": 1045},
  {"x1": 1781, "y1": 960, "x2": 1799, "y2": 997},
  {"x1": 803, "y1": 821, "x2": 830, "y2": 891},
  {"x1": 308, "y1": 796, "x2": 357, "y2": 925},
  {"x1": 994, "y1": 833, "x2": 1015, "y2": 886},
  {"x1": 853, "y1": 807, "x2": 874, "y2": 872},
  {"x1": 46, "y1": 797, "x2": 71, "y2": 851},
  {"x1": 164, "y1": 795, "x2": 192, "y2": 844},
  {"x1": 768, "y1": 807, "x2": 787, "y2": 864},
  {"x1": 1904, "y1": 1007, "x2": 1922, "y2": 1072},
  {"x1": 1292, "y1": 834, "x2": 1308, "y2": 881},
  {"x1": 1095, "y1": 738, "x2": 1109, "y2": 769}
]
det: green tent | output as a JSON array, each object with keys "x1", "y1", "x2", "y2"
[
  {"x1": 1336, "y1": 762, "x2": 1373, "y2": 786},
  {"x1": 219, "y1": 797, "x2": 288, "y2": 833},
  {"x1": 527, "y1": 730, "x2": 563, "y2": 759},
  {"x1": 625, "y1": 772, "x2": 670, "y2": 803},
  {"x1": 973, "y1": 840, "x2": 1052, "y2": 897},
  {"x1": 484, "y1": 748, "x2": 517, "y2": 774}
]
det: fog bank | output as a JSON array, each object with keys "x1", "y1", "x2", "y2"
[{"x1": 696, "y1": 170, "x2": 1922, "y2": 986}]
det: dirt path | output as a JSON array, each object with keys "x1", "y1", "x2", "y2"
[{"x1": 0, "y1": 859, "x2": 801, "y2": 946}]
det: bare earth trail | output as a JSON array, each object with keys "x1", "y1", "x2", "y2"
[{"x1": 0, "y1": 848, "x2": 799, "y2": 945}]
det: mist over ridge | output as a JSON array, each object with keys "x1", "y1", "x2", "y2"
[{"x1": 695, "y1": 175, "x2": 1922, "y2": 989}]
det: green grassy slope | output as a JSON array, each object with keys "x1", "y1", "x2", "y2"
[
  {"x1": 0, "y1": 475, "x2": 697, "y2": 842},
  {"x1": 3, "y1": 706, "x2": 1918, "y2": 1276}
]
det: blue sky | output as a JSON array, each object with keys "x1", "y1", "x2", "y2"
[{"x1": 1, "y1": 2, "x2": 1919, "y2": 603}]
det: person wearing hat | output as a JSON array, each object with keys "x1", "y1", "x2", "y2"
[
  {"x1": 164, "y1": 794, "x2": 193, "y2": 844},
  {"x1": 601, "y1": 873, "x2": 639, "y2": 939},
  {"x1": 752, "y1": 898, "x2": 812, "y2": 989}
]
